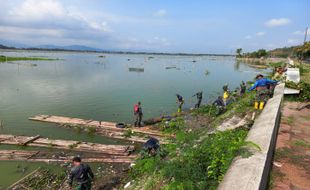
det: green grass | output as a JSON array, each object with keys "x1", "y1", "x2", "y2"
[
  {"x1": 275, "y1": 147, "x2": 304, "y2": 166},
  {"x1": 0, "y1": 55, "x2": 58, "y2": 62},
  {"x1": 293, "y1": 140, "x2": 310, "y2": 149},
  {"x1": 129, "y1": 129, "x2": 248, "y2": 190},
  {"x1": 287, "y1": 116, "x2": 294, "y2": 125},
  {"x1": 268, "y1": 167, "x2": 285, "y2": 190},
  {"x1": 268, "y1": 61, "x2": 286, "y2": 68}
]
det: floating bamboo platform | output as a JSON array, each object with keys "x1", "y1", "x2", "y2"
[
  {"x1": 29, "y1": 115, "x2": 167, "y2": 137},
  {"x1": 0, "y1": 134, "x2": 134, "y2": 156},
  {"x1": 0, "y1": 150, "x2": 135, "y2": 163},
  {"x1": 29, "y1": 115, "x2": 171, "y2": 144}
]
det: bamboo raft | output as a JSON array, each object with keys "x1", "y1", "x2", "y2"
[
  {"x1": 29, "y1": 115, "x2": 171, "y2": 143},
  {"x1": 0, "y1": 134, "x2": 134, "y2": 156},
  {"x1": 0, "y1": 150, "x2": 135, "y2": 163}
]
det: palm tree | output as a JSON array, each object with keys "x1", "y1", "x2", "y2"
[{"x1": 236, "y1": 48, "x2": 242, "y2": 57}]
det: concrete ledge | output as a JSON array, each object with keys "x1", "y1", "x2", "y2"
[{"x1": 218, "y1": 83, "x2": 285, "y2": 190}]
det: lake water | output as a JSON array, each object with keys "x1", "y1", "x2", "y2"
[{"x1": 0, "y1": 50, "x2": 269, "y2": 187}]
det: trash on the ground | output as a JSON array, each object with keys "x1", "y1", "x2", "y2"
[
  {"x1": 124, "y1": 181, "x2": 132, "y2": 188},
  {"x1": 273, "y1": 161, "x2": 283, "y2": 168}
]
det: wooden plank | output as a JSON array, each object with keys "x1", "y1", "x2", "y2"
[
  {"x1": 21, "y1": 135, "x2": 41, "y2": 146},
  {"x1": 26, "y1": 151, "x2": 40, "y2": 160},
  {"x1": 0, "y1": 150, "x2": 38, "y2": 160}
]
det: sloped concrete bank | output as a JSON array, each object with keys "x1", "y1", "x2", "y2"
[{"x1": 218, "y1": 83, "x2": 285, "y2": 190}]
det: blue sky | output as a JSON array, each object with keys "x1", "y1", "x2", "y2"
[{"x1": 0, "y1": 0, "x2": 309, "y2": 53}]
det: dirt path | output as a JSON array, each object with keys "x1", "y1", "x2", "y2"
[{"x1": 270, "y1": 101, "x2": 310, "y2": 190}]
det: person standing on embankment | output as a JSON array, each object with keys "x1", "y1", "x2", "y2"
[
  {"x1": 248, "y1": 74, "x2": 277, "y2": 110},
  {"x1": 134, "y1": 101, "x2": 143, "y2": 127}
]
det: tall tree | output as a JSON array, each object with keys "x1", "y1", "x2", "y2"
[{"x1": 236, "y1": 48, "x2": 242, "y2": 57}]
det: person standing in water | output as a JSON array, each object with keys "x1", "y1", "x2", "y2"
[
  {"x1": 192, "y1": 91, "x2": 203, "y2": 108},
  {"x1": 134, "y1": 101, "x2": 143, "y2": 127},
  {"x1": 176, "y1": 94, "x2": 184, "y2": 113},
  {"x1": 68, "y1": 157, "x2": 94, "y2": 190}
]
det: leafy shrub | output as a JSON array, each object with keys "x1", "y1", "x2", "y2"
[
  {"x1": 129, "y1": 129, "x2": 248, "y2": 190},
  {"x1": 285, "y1": 81, "x2": 310, "y2": 101},
  {"x1": 191, "y1": 105, "x2": 218, "y2": 117}
]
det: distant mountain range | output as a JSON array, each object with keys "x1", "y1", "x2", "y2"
[
  {"x1": 0, "y1": 40, "x2": 234, "y2": 56},
  {"x1": 0, "y1": 39, "x2": 104, "y2": 52}
]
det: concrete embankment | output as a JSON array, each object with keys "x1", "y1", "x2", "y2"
[{"x1": 218, "y1": 83, "x2": 285, "y2": 190}]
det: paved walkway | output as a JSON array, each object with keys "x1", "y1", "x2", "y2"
[{"x1": 271, "y1": 102, "x2": 310, "y2": 190}]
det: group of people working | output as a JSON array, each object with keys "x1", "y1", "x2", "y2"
[
  {"x1": 67, "y1": 74, "x2": 278, "y2": 190},
  {"x1": 133, "y1": 73, "x2": 278, "y2": 127},
  {"x1": 133, "y1": 92, "x2": 203, "y2": 127}
]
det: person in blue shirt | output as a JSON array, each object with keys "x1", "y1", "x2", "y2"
[{"x1": 249, "y1": 74, "x2": 277, "y2": 110}]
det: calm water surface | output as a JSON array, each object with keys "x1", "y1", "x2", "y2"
[{"x1": 0, "y1": 50, "x2": 269, "y2": 187}]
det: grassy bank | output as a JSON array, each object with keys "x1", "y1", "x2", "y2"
[
  {"x1": 236, "y1": 57, "x2": 287, "y2": 68},
  {"x1": 0, "y1": 55, "x2": 57, "y2": 62},
  {"x1": 125, "y1": 90, "x2": 257, "y2": 190}
]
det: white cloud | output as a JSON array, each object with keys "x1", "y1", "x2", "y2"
[
  {"x1": 153, "y1": 9, "x2": 168, "y2": 17},
  {"x1": 0, "y1": 0, "x2": 113, "y2": 47},
  {"x1": 255, "y1": 32, "x2": 265, "y2": 36},
  {"x1": 9, "y1": 0, "x2": 66, "y2": 21},
  {"x1": 245, "y1": 35, "x2": 252, "y2": 39},
  {"x1": 244, "y1": 32, "x2": 265, "y2": 40},
  {"x1": 265, "y1": 18, "x2": 291, "y2": 27},
  {"x1": 287, "y1": 38, "x2": 301, "y2": 45}
]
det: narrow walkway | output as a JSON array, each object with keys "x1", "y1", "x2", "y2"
[{"x1": 270, "y1": 102, "x2": 310, "y2": 190}]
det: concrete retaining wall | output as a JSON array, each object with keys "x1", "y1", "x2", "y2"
[{"x1": 218, "y1": 83, "x2": 285, "y2": 190}]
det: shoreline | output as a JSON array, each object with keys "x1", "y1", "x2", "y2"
[{"x1": 236, "y1": 57, "x2": 288, "y2": 65}]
